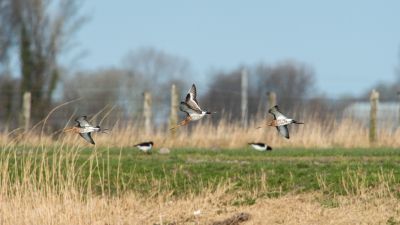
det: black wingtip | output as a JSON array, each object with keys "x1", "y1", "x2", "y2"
[
  {"x1": 89, "y1": 139, "x2": 95, "y2": 145},
  {"x1": 267, "y1": 146, "x2": 272, "y2": 150}
]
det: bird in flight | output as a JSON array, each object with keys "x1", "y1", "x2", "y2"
[
  {"x1": 65, "y1": 116, "x2": 105, "y2": 145},
  {"x1": 248, "y1": 142, "x2": 272, "y2": 151},
  {"x1": 133, "y1": 141, "x2": 156, "y2": 155},
  {"x1": 170, "y1": 84, "x2": 216, "y2": 130},
  {"x1": 257, "y1": 105, "x2": 304, "y2": 139}
]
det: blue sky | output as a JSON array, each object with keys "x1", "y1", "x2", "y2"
[{"x1": 70, "y1": 1, "x2": 400, "y2": 97}]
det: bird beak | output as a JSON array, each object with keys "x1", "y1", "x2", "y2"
[
  {"x1": 153, "y1": 144, "x2": 156, "y2": 148},
  {"x1": 64, "y1": 129, "x2": 72, "y2": 132}
]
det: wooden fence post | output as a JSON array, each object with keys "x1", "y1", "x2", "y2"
[
  {"x1": 169, "y1": 85, "x2": 179, "y2": 136},
  {"x1": 241, "y1": 69, "x2": 248, "y2": 128},
  {"x1": 370, "y1": 89, "x2": 379, "y2": 143},
  {"x1": 143, "y1": 92, "x2": 152, "y2": 135},
  {"x1": 23, "y1": 92, "x2": 31, "y2": 134},
  {"x1": 268, "y1": 92, "x2": 276, "y2": 121}
]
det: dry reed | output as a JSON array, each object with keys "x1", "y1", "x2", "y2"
[
  {"x1": 1, "y1": 160, "x2": 399, "y2": 225},
  {"x1": 3, "y1": 112, "x2": 400, "y2": 149},
  {"x1": 0, "y1": 132, "x2": 399, "y2": 224}
]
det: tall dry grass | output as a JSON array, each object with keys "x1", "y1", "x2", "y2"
[
  {"x1": 0, "y1": 140, "x2": 399, "y2": 224},
  {"x1": 0, "y1": 136, "x2": 264, "y2": 224},
  {"x1": 3, "y1": 109, "x2": 400, "y2": 149}
]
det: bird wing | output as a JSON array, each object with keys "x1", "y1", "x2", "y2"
[
  {"x1": 75, "y1": 116, "x2": 91, "y2": 127},
  {"x1": 255, "y1": 142, "x2": 266, "y2": 147},
  {"x1": 276, "y1": 125, "x2": 290, "y2": 139},
  {"x1": 185, "y1": 84, "x2": 203, "y2": 111},
  {"x1": 134, "y1": 142, "x2": 150, "y2": 147},
  {"x1": 79, "y1": 132, "x2": 95, "y2": 145},
  {"x1": 269, "y1": 105, "x2": 287, "y2": 120},
  {"x1": 185, "y1": 84, "x2": 199, "y2": 104},
  {"x1": 180, "y1": 102, "x2": 202, "y2": 115}
]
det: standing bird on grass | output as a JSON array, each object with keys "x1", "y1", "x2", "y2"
[
  {"x1": 257, "y1": 105, "x2": 304, "y2": 139},
  {"x1": 170, "y1": 84, "x2": 216, "y2": 130},
  {"x1": 248, "y1": 142, "x2": 272, "y2": 151},
  {"x1": 64, "y1": 116, "x2": 105, "y2": 145},
  {"x1": 134, "y1": 142, "x2": 155, "y2": 155}
]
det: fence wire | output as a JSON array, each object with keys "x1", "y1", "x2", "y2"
[{"x1": 0, "y1": 89, "x2": 398, "y2": 134}]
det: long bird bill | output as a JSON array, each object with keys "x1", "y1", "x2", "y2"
[
  {"x1": 170, "y1": 125, "x2": 180, "y2": 130},
  {"x1": 257, "y1": 124, "x2": 269, "y2": 129},
  {"x1": 64, "y1": 128, "x2": 73, "y2": 132}
]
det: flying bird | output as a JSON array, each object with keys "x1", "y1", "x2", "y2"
[
  {"x1": 257, "y1": 105, "x2": 304, "y2": 139},
  {"x1": 170, "y1": 84, "x2": 216, "y2": 130},
  {"x1": 248, "y1": 142, "x2": 272, "y2": 151},
  {"x1": 134, "y1": 141, "x2": 156, "y2": 155},
  {"x1": 64, "y1": 116, "x2": 104, "y2": 145}
]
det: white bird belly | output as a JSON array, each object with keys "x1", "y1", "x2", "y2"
[
  {"x1": 80, "y1": 127, "x2": 97, "y2": 133},
  {"x1": 251, "y1": 144, "x2": 267, "y2": 151},
  {"x1": 277, "y1": 119, "x2": 292, "y2": 126},
  {"x1": 190, "y1": 113, "x2": 206, "y2": 121},
  {"x1": 138, "y1": 145, "x2": 152, "y2": 152}
]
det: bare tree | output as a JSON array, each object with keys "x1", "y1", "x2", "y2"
[
  {"x1": 256, "y1": 61, "x2": 316, "y2": 112},
  {"x1": 200, "y1": 67, "x2": 262, "y2": 123},
  {"x1": 122, "y1": 47, "x2": 191, "y2": 87},
  {"x1": 200, "y1": 61, "x2": 316, "y2": 123},
  {"x1": 0, "y1": 0, "x2": 86, "y2": 123},
  {"x1": 122, "y1": 47, "x2": 193, "y2": 124},
  {"x1": 0, "y1": 73, "x2": 18, "y2": 129},
  {"x1": 201, "y1": 70, "x2": 242, "y2": 117},
  {"x1": 62, "y1": 69, "x2": 128, "y2": 113},
  {"x1": 58, "y1": 48, "x2": 194, "y2": 129},
  {"x1": 0, "y1": 0, "x2": 19, "y2": 72}
]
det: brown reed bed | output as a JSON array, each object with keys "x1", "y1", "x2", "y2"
[{"x1": 3, "y1": 111, "x2": 399, "y2": 149}]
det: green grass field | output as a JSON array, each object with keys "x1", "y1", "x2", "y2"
[{"x1": 6, "y1": 146, "x2": 400, "y2": 208}]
